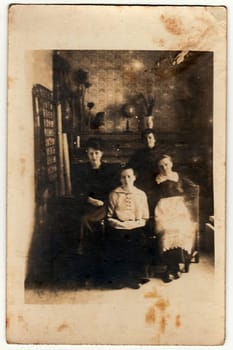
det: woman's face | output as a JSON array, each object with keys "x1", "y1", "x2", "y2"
[
  {"x1": 158, "y1": 157, "x2": 173, "y2": 175},
  {"x1": 144, "y1": 133, "x2": 156, "y2": 149},
  {"x1": 120, "y1": 168, "x2": 136, "y2": 190},
  {"x1": 87, "y1": 147, "x2": 103, "y2": 168}
]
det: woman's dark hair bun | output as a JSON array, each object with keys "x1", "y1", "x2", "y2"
[{"x1": 86, "y1": 137, "x2": 104, "y2": 151}]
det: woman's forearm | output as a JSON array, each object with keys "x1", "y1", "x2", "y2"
[
  {"x1": 87, "y1": 196, "x2": 104, "y2": 207},
  {"x1": 108, "y1": 218, "x2": 146, "y2": 229}
]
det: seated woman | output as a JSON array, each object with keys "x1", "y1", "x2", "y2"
[
  {"x1": 106, "y1": 166, "x2": 150, "y2": 289},
  {"x1": 72, "y1": 137, "x2": 118, "y2": 253},
  {"x1": 154, "y1": 154, "x2": 197, "y2": 283}
]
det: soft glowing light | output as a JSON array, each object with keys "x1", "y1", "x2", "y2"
[
  {"x1": 131, "y1": 59, "x2": 144, "y2": 71},
  {"x1": 123, "y1": 59, "x2": 145, "y2": 72}
]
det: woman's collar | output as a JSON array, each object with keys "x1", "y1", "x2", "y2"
[
  {"x1": 156, "y1": 172, "x2": 179, "y2": 184},
  {"x1": 115, "y1": 186, "x2": 137, "y2": 194}
]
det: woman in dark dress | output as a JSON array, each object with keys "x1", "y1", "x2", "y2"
[
  {"x1": 154, "y1": 155, "x2": 197, "y2": 283},
  {"x1": 73, "y1": 138, "x2": 118, "y2": 236},
  {"x1": 128, "y1": 129, "x2": 159, "y2": 215},
  {"x1": 78, "y1": 144, "x2": 108, "y2": 235},
  {"x1": 72, "y1": 137, "x2": 119, "y2": 285}
]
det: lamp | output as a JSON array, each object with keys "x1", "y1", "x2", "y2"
[{"x1": 121, "y1": 103, "x2": 136, "y2": 132}]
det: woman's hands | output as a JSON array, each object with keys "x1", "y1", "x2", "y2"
[
  {"x1": 108, "y1": 218, "x2": 146, "y2": 229},
  {"x1": 87, "y1": 196, "x2": 104, "y2": 207}
]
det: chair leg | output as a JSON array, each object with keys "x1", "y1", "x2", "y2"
[
  {"x1": 181, "y1": 249, "x2": 190, "y2": 273},
  {"x1": 194, "y1": 251, "x2": 199, "y2": 263},
  {"x1": 190, "y1": 251, "x2": 200, "y2": 263}
]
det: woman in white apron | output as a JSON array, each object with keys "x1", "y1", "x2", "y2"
[{"x1": 154, "y1": 155, "x2": 197, "y2": 283}]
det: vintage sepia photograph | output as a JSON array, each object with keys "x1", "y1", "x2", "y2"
[
  {"x1": 25, "y1": 50, "x2": 213, "y2": 291},
  {"x1": 6, "y1": 5, "x2": 226, "y2": 345}
]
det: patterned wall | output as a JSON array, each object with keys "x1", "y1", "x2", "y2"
[
  {"x1": 55, "y1": 50, "x2": 213, "y2": 220},
  {"x1": 58, "y1": 50, "x2": 190, "y2": 133}
]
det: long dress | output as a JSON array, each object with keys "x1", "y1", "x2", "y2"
[
  {"x1": 106, "y1": 186, "x2": 149, "y2": 287},
  {"x1": 71, "y1": 162, "x2": 120, "y2": 285},
  {"x1": 154, "y1": 174, "x2": 197, "y2": 273}
]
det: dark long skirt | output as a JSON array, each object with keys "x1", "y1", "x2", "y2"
[{"x1": 104, "y1": 226, "x2": 147, "y2": 288}]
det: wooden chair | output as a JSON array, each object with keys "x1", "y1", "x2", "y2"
[{"x1": 185, "y1": 184, "x2": 200, "y2": 266}]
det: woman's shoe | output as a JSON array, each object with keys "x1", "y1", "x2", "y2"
[
  {"x1": 139, "y1": 278, "x2": 150, "y2": 285},
  {"x1": 179, "y1": 263, "x2": 186, "y2": 273},
  {"x1": 127, "y1": 281, "x2": 141, "y2": 289},
  {"x1": 163, "y1": 272, "x2": 175, "y2": 283},
  {"x1": 173, "y1": 271, "x2": 182, "y2": 279}
]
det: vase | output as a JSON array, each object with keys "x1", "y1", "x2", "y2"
[{"x1": 143, "y1": 115, "x2": 154, "y2": 129}]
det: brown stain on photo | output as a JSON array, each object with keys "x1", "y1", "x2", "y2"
[
  {"x1": 178, "y1": 14, "x2": 217, "y2": 51},
  {"x1": 175, "y1": 314, "x2": 181, "y2": 328},
  {"x1": 6, "y1": 317, "x2": 10, "y2": 329},
  {"x1": 20, "y1": 157, "x2": 26, "y2": 176},
  {"x1": 57, "y1": 322, "x2": 69, "y2": 332},
  {"x1": 8, "y1": 76, "x2": 16, "y2": 89},
  {"x1": 152, "y1": 297, "x2": 170, "y2": 336},
  {"x1": 145, "y1": 305, "x2": 156, "y2": 325},
  {"x1": 160, "y1": 15, "x2": 185, "y2": 35},
  {"x1": 144, "y1": 288, "x2": 160, "y2": 299},
  {"x1": 155, "y1": 297, "x2": 169, "y2": 312},
  {"x1": 160, "y1": 315, "x2": 167, "y2": 333}
]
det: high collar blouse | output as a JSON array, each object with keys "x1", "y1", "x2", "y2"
[{"x1": 107, "y1": 186, "x2": 149, "y2": 222}]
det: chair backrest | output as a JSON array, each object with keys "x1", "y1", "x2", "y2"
[{"x1": 185, "y1": 184, "x2": 200, "y2": 224}]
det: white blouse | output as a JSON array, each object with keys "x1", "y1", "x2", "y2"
[{"x1": 107, "y1": 186, "x2": 149, "y2": 230}]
